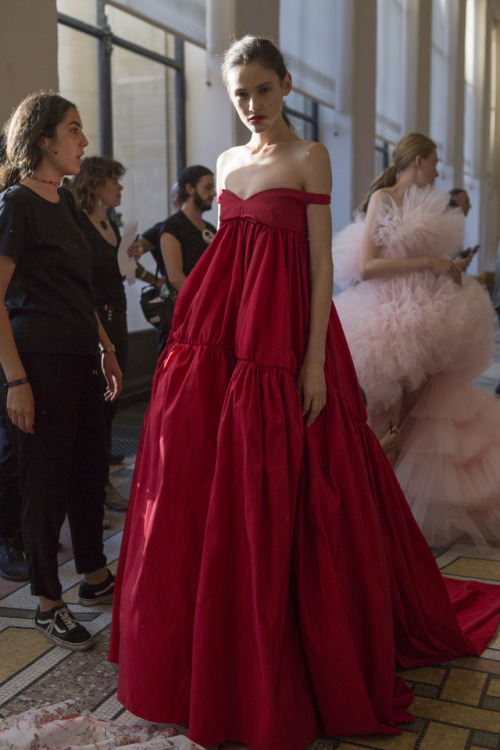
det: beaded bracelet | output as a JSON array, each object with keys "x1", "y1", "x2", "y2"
[{"x1": 2, "y1": 377, "x2": 29, "y2": 390}]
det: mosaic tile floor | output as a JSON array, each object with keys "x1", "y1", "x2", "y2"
[{"x1": 1, "y1": 331, "x2": 500, "y2": 748}]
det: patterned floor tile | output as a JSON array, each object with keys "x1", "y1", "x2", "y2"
[
  {"x1": 412, "y1": 694, "x2": 500, "y2": 732},
  {"x1": 439, "y1": 667, "x2": 488, "y2": 704},
  {"x1": 0, "y1": 628, "x2": 52, "y2": 682},
  {"x1": 441, "y1": 558, "x2": 500, "y2": 582},
  {"x1": 417, "y1": 722, "x2": 470, "y2": 749}
]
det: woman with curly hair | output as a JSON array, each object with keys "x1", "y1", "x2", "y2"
[
  {"x1": 0, "y1": 92, "x2": 121, "y2": 650},
  {"x1": 70, "y1": 157, "x2": 130, "y2": 496}
]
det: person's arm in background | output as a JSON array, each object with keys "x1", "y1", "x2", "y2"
[
  {"x1": 128, "y1": 236, "x2": 166, "y2": 287},
  {"x1": 95, "y1": 313, "x2": 122, "y2": 401},
  {"x1": 160, "y1": 232, "x2": 186, "y2": 291}
]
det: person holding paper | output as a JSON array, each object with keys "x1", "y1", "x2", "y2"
[{"x1": 70, "y1": 157, "x2": 129, "y2": 507}]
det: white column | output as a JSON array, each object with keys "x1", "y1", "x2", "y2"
[
  {"x1": 448, "y1": 0, "x2": 467, "y2": 186},
  {"x1": 405, "y1": 0, "x2": 432, "y2": 134},
  {"x1": 478, "y1": 1, "x2": 499, "y2": 268},
  {"x1": 351, "y1": 0, "x2": 377, "y2": 209}
]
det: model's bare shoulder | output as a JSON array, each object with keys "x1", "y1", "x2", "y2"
[
  {"x1": 216, "y1": 146, "x2": 245, "y2": 190},
  {"x1": 369, "y1": 188, "x2": 395, "y2": 210},
  {"x1": 300, "y1": 141, "x2": 332, "y2": 194}
]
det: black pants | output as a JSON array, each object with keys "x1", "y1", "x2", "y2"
[
  {"x1": 5, "y1": 353, "x2": 108, "y2": 599},
  {"x1": 0, "y1": 405, "x2": 22, "y2": 545},
  {"x1": 97, "y1": 308, "x2": 128, "y2": 463}
]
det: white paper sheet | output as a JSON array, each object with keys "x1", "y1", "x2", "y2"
[{"x1": 117, "y1": 221, "x2": 139, "y2": 285}]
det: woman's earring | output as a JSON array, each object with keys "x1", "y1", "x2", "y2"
[{"x1": 44, "y1": 148, "x2": 50, "y2": 157}]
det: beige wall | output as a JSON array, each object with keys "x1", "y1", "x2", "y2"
[{"x1": 0, "y1": 0, "x2": 59, "y2": 128}]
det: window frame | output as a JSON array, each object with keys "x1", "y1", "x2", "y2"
[{"x1": 57, "y1": 0, "x2": 186, "y2": 168}]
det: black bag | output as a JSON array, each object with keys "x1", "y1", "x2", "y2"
[{"x1": 140, "y1": 283, "x2": 177, "y2": 331}]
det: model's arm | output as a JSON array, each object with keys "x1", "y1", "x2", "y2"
[
  {"x1": 359, "y1": 190, "x2": 463, "y2": 285},
  {"x1": 0, "y1": 256, "x2": 34, "y2": 433},
  {"x1": 160, "y1": 232, "x2": 186, "y2": 291},
  {"x1": 300, "y1": 142, "x2": 333, "y2": 426},
  {"x1": 95, "y1": 313, "x2": 122, "y2": 402}
]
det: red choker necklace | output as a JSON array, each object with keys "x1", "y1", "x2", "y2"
[{"x1": 30, "y1": 175, "x2": 61, "y2": 187}]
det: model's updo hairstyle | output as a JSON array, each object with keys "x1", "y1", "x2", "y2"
[
  {"x1": 222, "y1": 35, "x2": 293, "y2": 130},
  {"x1": 70, "y1": 156, "x2": 126, "y2": 213},
  {"x1": 0, "y1": 92, "x2": 76, "y2": 192},
  {"x1": 359, "y1": 132, "x2": 437, "y2": 213}
]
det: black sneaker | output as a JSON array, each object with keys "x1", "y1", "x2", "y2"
[
  {"x1": 78, "y1": 570, "x2": 115, "y2": 606},
  {"x1": 35, "y1": 604, "x2": 94, "y2": 651},
  {"x1": 0, "y1": 541, "x2": 29, "y2": 582}
]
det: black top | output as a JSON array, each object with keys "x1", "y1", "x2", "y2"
[
  {"x1": 141, "y1": 220, "x2": 166, "y2": 276},
  {"x1": 79, "y1": 213, "x2": 127, "y2": 313},
  {"x1": 0, "y1": 184, "x2": 98, "y2": 355},
  {"x1": 141, "y1": 212, "x2": 216, "y2": 280}
]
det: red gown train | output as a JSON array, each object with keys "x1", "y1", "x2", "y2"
[{"x1": 109, "y1": 188, "x2": 500, "y2": 750}]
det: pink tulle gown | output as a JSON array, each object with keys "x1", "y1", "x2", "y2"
[
  {"x1": 333, "y1": 184, "x2": 500, "y2": 547},
  {"x1": 109, "y1": 187, "x2": 500, "y2": 750}
]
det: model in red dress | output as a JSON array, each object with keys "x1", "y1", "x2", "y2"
[{"x1": 109, "y1": 36, "x2": 500, "y2": 750}]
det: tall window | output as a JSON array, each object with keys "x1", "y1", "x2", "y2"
[
  {"x1": 490, "y1": 21, "x2": 497, "y2": 160},
  {"x1": 284, "y1": 91, "x2": 319, "y2": 142},
  {"x1": 430, "y1": 0, "x2": 450, "y2": 155},
  {"x1": 57, "y1": 0, "x2": 184, "y2": 233},
  {"x1": 463, "y1": 0, "x2": 477, "y2": 177},
  {"x1": 376, "y1": 0, "x2": 407, "y2": 146},
  {"x1": 280, "y1": 0, "x2": 338, "y2": 108},
  {"x1": 56, "y1": 0, "x2": 185, "y2": 331}
]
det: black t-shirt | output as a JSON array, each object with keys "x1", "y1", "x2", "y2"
[
  {"x1": 0, "y1": 184, "x2": 98, "y2": 354},
  {"x1": 79, "y1": 213, "x2": 126, "y2": 312},
  {"x1": 141, "y1": 220, "x2": 166, "y2": 276},
  {"x1": 141, "y1": 212, "x2": 216, "y2": 280}
]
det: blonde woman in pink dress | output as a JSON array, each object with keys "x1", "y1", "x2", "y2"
[{"x1": 333, "y1": 132, "x2": 500, "y2": 547}]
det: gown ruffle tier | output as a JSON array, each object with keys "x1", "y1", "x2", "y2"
[
  {"x1": 333, "y1": 185, "x2": 500, "y2": 547},
  {"x1": 109, "y1": 188, "x2": 500, "y2": 750}
]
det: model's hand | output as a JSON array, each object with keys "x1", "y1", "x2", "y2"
[
  {"x1": 431, "y1": 257, "x2": 462, "y2": 286},
  {"x1": 127, "y1": 240, "x2": 143, "y2": 260},
  {"x1": 379, "y1": 425, "x2": 400, "y2": 454},
  {"x1": 297, "y1": 360, "x2": 327, "y2": 427},
  {"x1": 455, "y1": 254, "x2": 472, "y2": 272},
  {"x1": 7, "y1": 382, "x2": 35, "y2": 434},
  {"x1": 101, "y1": 352, "x2": 123, "y2": 402}
]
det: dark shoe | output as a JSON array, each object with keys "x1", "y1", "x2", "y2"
[
  {"x1": 78, "y1": 569, "x2": 115, "y2": 607},
  {"x1": 496, "y1": 381, "x2": 500, "y2": 396},
  {"x1": 104, "y1": 483, "x2": 129, "y2": 512},
  {"x1": 35, "y1": 604, "x2": 94, "y2": 651},
  {"x1": 109, "y1": 453, "x2": 125, "y2": 464},
  {"x1": 0, "y1": 541, "x2": 29, "y2": 582}
]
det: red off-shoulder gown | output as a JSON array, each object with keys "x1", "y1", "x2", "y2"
[{"x1": 109, "y1": 188, "x2": 500, "y2": 750}]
